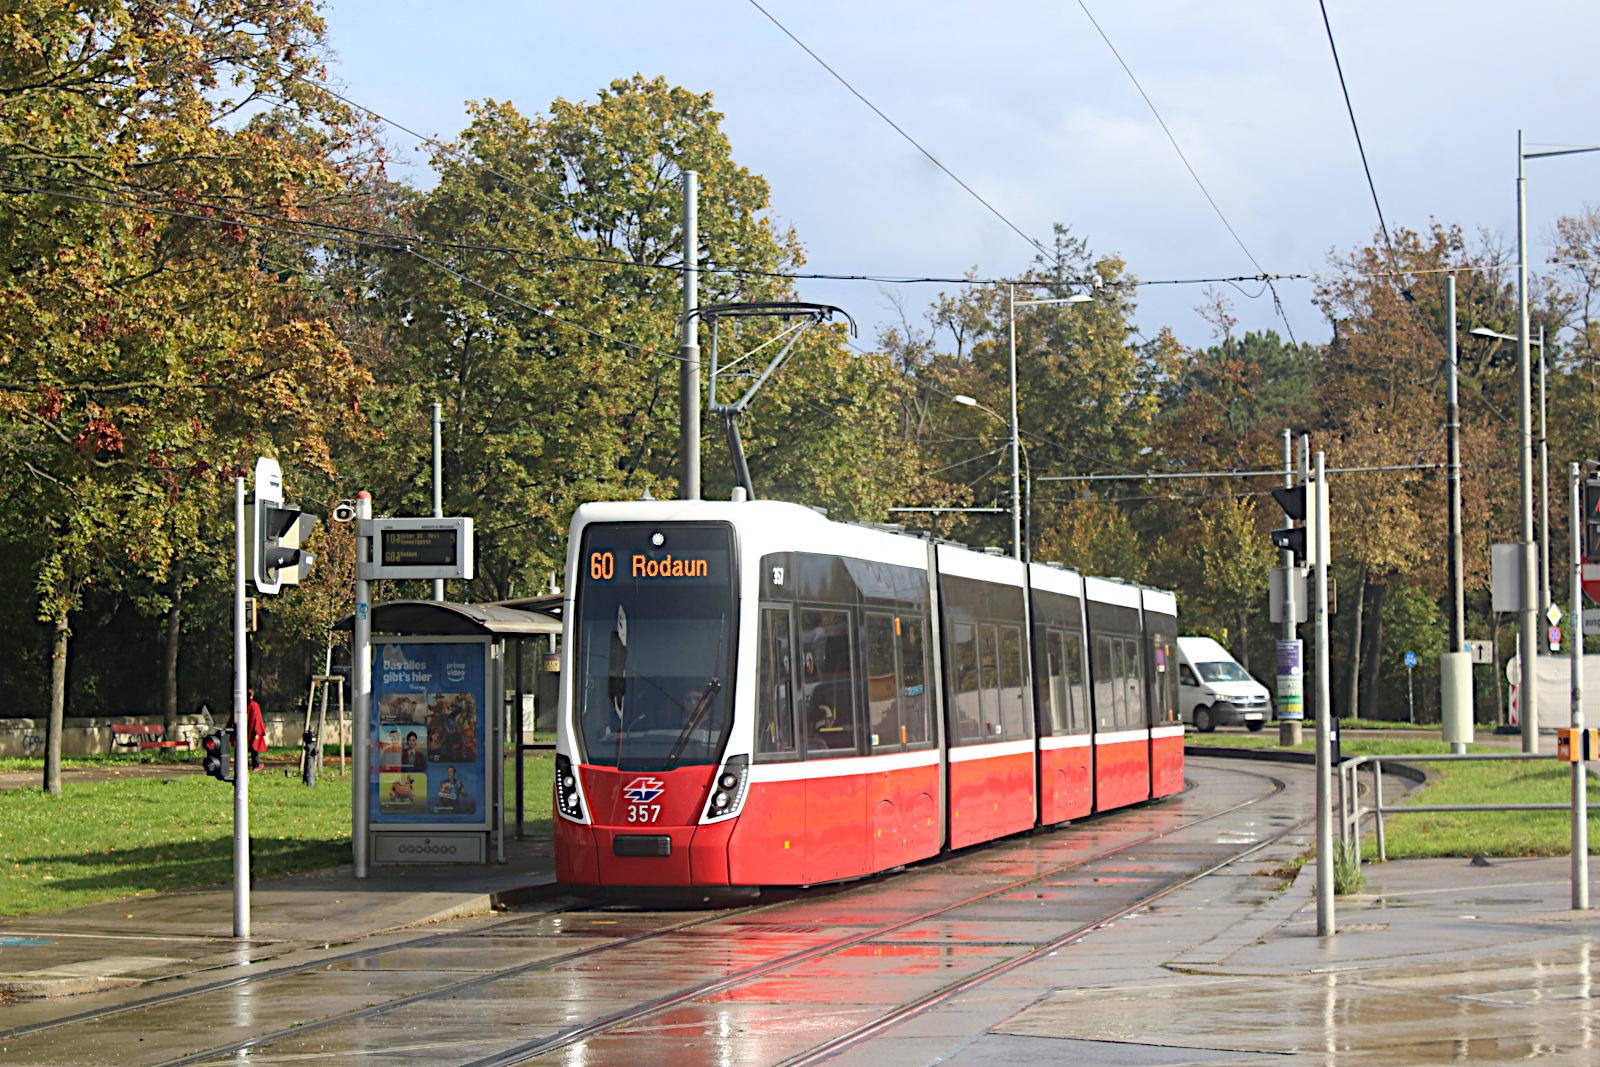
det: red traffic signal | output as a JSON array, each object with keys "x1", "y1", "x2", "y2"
[{"x1": 201, "y1": 731, "x2": 232, "y2": 782}]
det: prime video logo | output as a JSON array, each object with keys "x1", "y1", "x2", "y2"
[{"x1": 445, "y1": 661, "x2": 467, "y2": 683}]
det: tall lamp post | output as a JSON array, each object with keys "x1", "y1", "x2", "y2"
[
  {"x1": 1471, "y1": 324, "x2": 1548, "y2": 625},
  {"x1": 1007, "y1": 286, "x2": 1092, "y2": 561},
  {"x1": 1509, "y1": 132, "x2": 1600, "y2": 751}
]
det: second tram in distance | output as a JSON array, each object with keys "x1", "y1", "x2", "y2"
[{"x1": 553, "y1": 497, "x2": 1182, "y2": 892}]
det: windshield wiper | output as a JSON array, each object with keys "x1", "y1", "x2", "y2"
[{"x1": 662, "y1": 678, "x2": 722, "y2": 769}]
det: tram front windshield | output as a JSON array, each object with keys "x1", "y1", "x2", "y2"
[{"x1": 574, "y1": 523, "x2": 736, "y2": 771}]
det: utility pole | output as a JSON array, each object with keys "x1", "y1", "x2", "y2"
[
  {"x1": 432, "y1": 402, "x2": 444, "y2": 602},
  {"x1": 352, "y1": 491, "x2": 372, "y2": 879},
  {"x1": 1447, "y1": 276, "x2": 1465, "y2": 650},
  {"x1": 1517, "y1": 130, "x2": 1540, "y2": 753},
  {"x1": 1007, "y1": 284, "x2": 1022, "y2": 561},
  {"x1": 1443, "y1": 275, "x2": 1473, "y2": 754},
  {"x1": 679, "y1": 170, "x2": 700, "y2": 500}
]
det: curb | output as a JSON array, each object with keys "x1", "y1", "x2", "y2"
[
  {"x1": 1186, "y1": 745, "x2": 1428, "y2": 784},
  {"x1": 0, "y1": 974, "x2": 144, "y2": 999}
]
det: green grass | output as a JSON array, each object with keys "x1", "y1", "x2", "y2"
[
  {"x1": 0, "y1": 752, "x2": 553, "y2": 917},
  {"x1": 1375, "y1": 759, "x2": 1599, "y2": 860},
  {"x1": 1190, "y1": 732, "x2": 1599, "y2": 858}
]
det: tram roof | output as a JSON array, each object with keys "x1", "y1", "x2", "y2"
[{"x1": 333, "y1": 599, "x2": 561, "y2": 637}]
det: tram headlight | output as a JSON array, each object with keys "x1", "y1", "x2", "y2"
[
  {"x1": 704, "y1": 754, "x2": 749, "y2": 821},
  {"x1": 555, "y1": 754, "x2": 585, "y2": 822}
]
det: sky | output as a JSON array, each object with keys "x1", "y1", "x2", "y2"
[{"x1": 317, "y1": 0, "x2": 1600, "y2": 352}]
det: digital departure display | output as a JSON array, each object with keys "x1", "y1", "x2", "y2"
[
  {"x1": 582, "y1": 524, "x2": 731, "y2": 585},
  {"x1": 382, "y1": 528, "x2": 458, "y2": 567}
]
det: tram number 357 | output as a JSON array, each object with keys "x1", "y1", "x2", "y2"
[
  {"x1": 590, "y1": 551, "x2": 615, "y2": 580},
  {"x1": 626, "y1": 804, "x2": 662, "y2": 823}
]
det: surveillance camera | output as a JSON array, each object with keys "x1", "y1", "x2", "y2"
[{"x1": 332, "y1": 502, "x2": 357, "y2": 523}]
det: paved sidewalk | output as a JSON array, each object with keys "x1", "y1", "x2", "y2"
[
  {"x1": 914, "y1": 855, "x2": 1600, "y2": 1066},
  {"x1": 0, "y1": 836, "x2": 557, "y2": 999}
]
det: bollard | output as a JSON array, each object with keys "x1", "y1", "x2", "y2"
[{"x1": 301, "y1": 730, "x2": 318, "y2": 788}]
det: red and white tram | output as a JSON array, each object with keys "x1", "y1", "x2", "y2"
[{"x1": 553, "y1": 498, "x2": 1182, "y2": 892}]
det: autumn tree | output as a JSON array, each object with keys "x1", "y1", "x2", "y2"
[{"x1": 0, "y1": 1, "x2": 369, "y2": 790}]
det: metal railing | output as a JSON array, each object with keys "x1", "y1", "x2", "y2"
[{"x1": 1340, "y1": 752, "x2": 1563, "y2": 870}]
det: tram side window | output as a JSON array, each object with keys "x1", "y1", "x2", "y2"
[
  {"x1": 1000, "y1": 626, "x2": 1029, "y2": 737},
  {"x1": 866, "y1": 613, "x2": 900, "y2": 750},
  {"x1": 1109, "y1": 638, "x2": 1129, "y2": 727},
  {"x1": 756, "y1": 608, "x2": 797, "y2": 758},
  {"x1": 1064, "y1": 632, "x2": 1087, "y2": 733},
  {"x1": 1044, "y1": 629, "x2": 1069, "y2": 734},
  {"x1": 979, "y1": 624, "x2": 1002, "y2": 737},
  {"x1": 1123, "y1": 637, "x2": 1145, "y2": 728},
  {"x1": 1171, "y1": 643, "x2": 1184, "y2": 726},
  {"x1": 1093, "y1": 636, "x2": 1116, "y2": 731},
  {"x1": 952, "y1": 622, "x2": 982, "y2": 740},
  {"x1": 801, "y1": 609, "x2": 858, "y2": 754},
  {"x1": 899, "y1": 617, "x2": 930, "y2": 745}
]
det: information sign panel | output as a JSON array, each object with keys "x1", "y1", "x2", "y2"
[
  {"x1": 369, "y1": 638, "x2": 489, "y2": 831},
  {"x1": 359, "y1": 518, "x2": 474, "y2": 580}
]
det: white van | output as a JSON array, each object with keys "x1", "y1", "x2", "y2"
[{"x1": 1176, "y1": 636, "x2": 1272, "y2": 732}]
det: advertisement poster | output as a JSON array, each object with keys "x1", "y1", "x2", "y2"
[
  {"x1": 372, "y1": 641, "x2": 486, "y2": 825},
  {"x1": 1275, "y1": 639, "x2": 1304, "y2": 722}
]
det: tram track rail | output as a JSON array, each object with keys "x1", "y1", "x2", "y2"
[
  {"x1": 462, "y1": 762, "x2": 1297, "y2": 1067},
  {"x1": 0, "y1": 760, "x2": 1297, "y2": 1067},
  {"x1": 123, "y1": 762, "x2": 1291, "y2": 1067}
]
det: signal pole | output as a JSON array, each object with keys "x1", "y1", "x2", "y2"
[
  {"x1": 233, "y1": 476, "x2": 250, "y2": 937},
  {"x1": 353, "y1": 491, "x2": 373, "y2": 879},
  {"x1": 1313, "y1": 450, "x2": 1334, "y2": 937},
  {"x1": 432, "y1": 402, "x2": 444, "y2": 602},
  {"x1": 1570, "y1": 463, "x2": 1589, "y2": 909}
]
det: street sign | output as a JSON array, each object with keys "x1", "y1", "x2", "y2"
[
  {"x1": 1585, "y1": 562, "x2": 1600, "y2": 605},
  {"x1": 1548, "y1": 602, "x2": 1564, "y2": 626},
  {"x1": 1550, "y1": 625, "x2": 1562, "y2": 651},
  {"x1": 359, "y1": 517, "x2": 475, "y2": 581},
  {"x1": 1585, "y1": 608, "x2": 1600, "y2": 637},
  {"x1": 1403, "y1": 650, "x2": 1418, "y2": 669},
  {"x1": 1465, "y1": 639, "x2": 1494, "y2": 664}
]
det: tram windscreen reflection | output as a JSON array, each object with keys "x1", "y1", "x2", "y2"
[{"x1": 575, "y1": 523, "x2": 736, "y2": 770}]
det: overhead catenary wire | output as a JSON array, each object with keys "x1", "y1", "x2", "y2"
[
  {"x1": 1317, "y1": 0, "x2": 1397, "y2": 268},
  {"x1": 1074, "y1": 0, "x2": 1299, "y2": 345},
  {"x1": 7, "y1": 169, "x2": 1583, "y2": 295},
  {"x1": 743, "y1": 0, "x2": 1058, "y2": 267}
]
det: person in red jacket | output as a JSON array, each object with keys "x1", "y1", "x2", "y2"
[{"x1": 227, "y1": 688, "x2": 268, "y2": 770}]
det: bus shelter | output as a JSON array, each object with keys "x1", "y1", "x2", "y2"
[{"x1": 336, "y1": 600, "x2": 559, "y2": 864}]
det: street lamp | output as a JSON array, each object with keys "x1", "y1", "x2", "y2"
[
  {"x1": 1007, "y1": 287, "x2": 1093, "y2": 561},
  {"x1": 953, "y1": 393, "x2": 1034, "y2": 558},
  {"x1": 1508, "y1": 132, "x2": 1600, "y2": 752},
  {"x1": 1471, "y1": 324, "x2": 1550, "y2": 630}
]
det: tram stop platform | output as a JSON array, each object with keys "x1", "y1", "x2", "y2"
[{"x1": 0, "y1": 836, "x2": 557, "y2": 999}]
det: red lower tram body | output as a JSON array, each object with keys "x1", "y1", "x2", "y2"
[{"x1": 555, "y1": 501, "x2": 1185, "y2": 892}]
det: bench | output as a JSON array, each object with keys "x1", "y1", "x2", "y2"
[{"x1": 111, "y1": 724, "x2": 192, "y2": 762}]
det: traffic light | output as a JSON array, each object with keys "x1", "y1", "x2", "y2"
[
  {"x1": 1269, "y1": 481, "x2": 1321, "y2": 566},
  {"x1": 1270, "y1": 485, "x2": 1306, "y2": 521},
  {"x1": 249, "y1": 502, "x2": 318, "y2": 593},
  {"x1": 201, "y1": 731, "x2": 232, "y2": 782},
  {"x1": 1270, "y1": 525, "x2": 1307, "y2": 562},
  {"x1": 1584, "y1": 478, "x2": 1600, "y2": 562}
]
